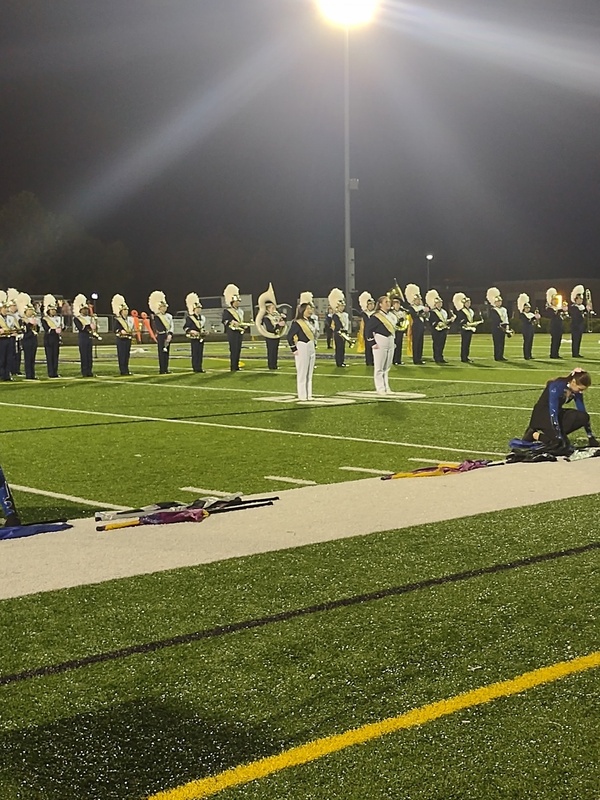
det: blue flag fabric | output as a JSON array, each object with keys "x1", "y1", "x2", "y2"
[{"x1": 0, "y1": 522, "x2": 72, "y2": 541}]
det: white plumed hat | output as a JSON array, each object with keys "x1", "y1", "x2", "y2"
[
  {"x1": 358, "y1": 291, "x2": 374, "y2": 312},
  {"x1": 148, "y1": 290, "x2": 167, "y2": 314},
  {"x1": 111, "y1": 294, "x2": 128, "y2": 315},
  {"x1": 328, "y1": 288, "x2": 345, "y2": 310},
  {"x1": 425, "y1": 289, "x2": 441, "y2": 308},
  {"x1": 223, "y1": 284, "x2": 240, "y2": 305},
  {"x1": 486, "y1": 287, "x2": 501, "y2": 305},
  {"x1": 299, "y1": 291, "x2": 313, "y2": 305},
  {"x1": 404, "y1": 284, "x2": 421, "y2": 305},
  {"x1": 452, "y1": 292, "x2": 467, "y2": 311},
  {"x1": 546, "y1": 287, "x2": 557, "y2": 305},
  {"x1": 43, "y1": 293, "x2": 57, "y2": 313},
  {"x1": 517, "y1": 293, "x2": 530, "y2": 313},
  {"x1": 185, "y1": 292, "x2": 201, "y2": 314},
  {"x1": 571, "y1": 284, "x2": 584, "y2": 303},
  {"x1": 16, "y1": 292, "x2": 34, "y2": 315},
  {"x1": 73, "y1": 293, "x2": 88, "y2": 314}
]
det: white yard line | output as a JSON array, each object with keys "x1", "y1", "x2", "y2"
[
  {"x1": 11, "y1": 484, "x2": 128, "y2": 510},
  {"x1": 97, "y1": 378, "x2": 287, "y2": 395},
  {"x1": 0, "y1": 400, "x2": 506, "y2": 457},
  {"x1": 264, "y1": 475, "x2": 317, "y2": 485},
  {"x1": 339, "y1": 466, "x2": 391, "y2": 475},
  {"x1": 179, "y1": 486, "x2": 236, "y2": 497}
]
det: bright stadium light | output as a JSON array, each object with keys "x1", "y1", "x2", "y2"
[{"x1": 316, "y1": 0, "x2": 380, "y2": 27}]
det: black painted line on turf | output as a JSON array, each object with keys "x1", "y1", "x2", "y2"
[{"x1": 1, "y1": 541, "x2": 597, "y2": 688}]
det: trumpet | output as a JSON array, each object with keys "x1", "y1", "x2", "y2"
[
  {"x1": 185, "y1": 329, "x2": 207, "y2": 340},
  {"x1": 340, "y1": 331, "x2": 357, "y2": 347},
  {"x1": 230, "y1": 320, "x2": 253, "y2": 331}
]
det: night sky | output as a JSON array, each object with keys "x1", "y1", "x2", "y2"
[{"x1": 2, "y1": 0, "x2": 600, "y2": 309}]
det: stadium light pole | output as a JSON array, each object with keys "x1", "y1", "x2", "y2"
[
  {"x1": 315, "y1": 1, "x2": 380, "y2": 313},
  {"x1": 426, "y1": 254, "x2": 434, "y2": 292}
]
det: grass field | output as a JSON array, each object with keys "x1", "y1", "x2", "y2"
[{"x1": 0, "y1": 332, "x2": 599, "y2": 799}]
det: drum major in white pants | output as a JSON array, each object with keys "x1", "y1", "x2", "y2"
[
  {"x1": 373, "y1": 332, "x2": 394, "y2": 394},
  {"x1": 295, "y1": 339, "x2": 316, "y2": 400}
]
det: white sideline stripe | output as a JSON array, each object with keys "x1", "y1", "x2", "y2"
[
  {"x1": 0, "y1": 401, "x2": 506, "y2": 457},
  {"x1": 264, "y1": 475, "x2": 317, "y2": 485},
  {"x1": 11, "y1": 484, "x2": 128, "y2": 510},
  {"x1": 179, "y1": 486, "x2": 234, "y2": 497},
  {"x1": 408, "y1": 458, "x2": 460, "y2": 465},
  {"x1": 339, "y1": 466, "x2": 391, "y2": 475}
]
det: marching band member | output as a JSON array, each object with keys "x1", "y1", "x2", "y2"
[
  {"x1": 16, "y1": 293, "x2": 39, "y2": 380},
  {"x1": 41, "y1": 294, "x2": 62, "y2": 378},
  {"x1": 426, "y1": 289, "x2": 453, "y2": 364},
  {"x1": 544, "y1": 287, "x2": 567, "y2": 359},
  {"x1": 366, "y1": 295, "x2": 396, "y2": 394},
  {"x1": 6, "y1": 288, "x2": 22, "y2": 376},
  {"x1": 112, "y1": 294, "x2": 135, "y2": 376},
  {"x1": 390, "y1": 297, "x2": 407, "y2": 365},
  {"x1": 324, "y1": 306, "x2": 334, "y2": 349},
  {"x1": 149, "y1": 290, "x2": 173, "y2": 374},
  {"x1": 287, "y1": 300, "x2": 317, "y2": 401},
  {"x1": 328, "y1": 288, "x2": 351, "y2": 368},
  {"x1": 486, "y1": 287, "x2": 511, "y2": 362},
  {"x1": 183, "y1": 292, "x2": 207, "y2": 373},
  {"x1": 568, "y1": 285, "x2": 591, "y2": 359},
  {"x1": 73, "y1": 294, "x2": 100, "y2": 377},
  {"x1": 222, "y1": 284, "x2": 247, "y2": 372},
  {"x1": 358, "y1": 291, "x2": 375, "y2": 366},
  {"x1": 256, "y1": 283, "x2": 286, "y2": 370},
  {"x1": 0, "y1": 292, "x2": 14, "y2": 381},
  {"x1": 517, "y1": 293, "x2": 539, "y2": 360},
  {"x1": 403, "y1": 284, "x2": 428, "y2": 365},
  {"x1": 453, "y1": 293, "x2": 481, "y2": 363},
  {"x1": 522, "y1": 368, "x2": 599, "y2": 452}
]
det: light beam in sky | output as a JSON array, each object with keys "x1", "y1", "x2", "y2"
[{"x1": 315, "y1": 0, "x2": 380, "y2": 28}]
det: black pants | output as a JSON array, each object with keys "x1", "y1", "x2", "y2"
[
  {"x1": 492, "y1": 330, "x2": 506, "y2": 360},
  {"x1": 8, "y1": 339, "x2": 21, "y2": 375},
  {"x1": 44, "y1": 335, "x2": 60, "y2": 377},
  {"x1": 116, "y1": 337, "x2": 131, "y2": 375},
  {"x1": 191, "y1": 339, "x2": 205, "y2": 372},
  {"x1": 326, "y1": 327, "x2": 333, "y2": 349},
  {"x1": 522, "y1": 330, "x2": 534, "y2": 360},
  {"x1": 411, "y1": 327, "x2": 424, "y2": 364},
  {"x1": 22, "y1": 335, "x2": 37, "y2": 379},
  {"x1": 156, "y1": 334, "x2": 170, "y2": 373},
  {"x1": 0, "y1": 338, "x2": 12, "y2": 381},
  {"x1": 334, "y1": 333, "x2": 346, "y2": 366},
  {"x1": 549, "y1": 325, "x2": 562, "y2": 358},
  {"x1": 265, "y1": 337, "x2": 279, "y2": 369},
  {"x1": 432, "y1": 330, "x2": 447, "y2": 363},
  {"x1": 571, "y1": 326, "x2": 584, "y2": 357},
  {"x1": 529, "y1": 408, "x2": 589, "y2": 444},
  {"x1": 393, "y1": 332, "x2": 404, "y2": 365},
  {"x1": 78, "y1": 333, "x2": 93, "y2": 377},
  {"x1": 364, "y1": 337, "x2": 374, "y2": 367},
  {"x1": 460, "y1": 330, "x2": 473, "y2": 362},
  {"x1": 228, "y1": 330, "x2": 243, "y2": 370}
]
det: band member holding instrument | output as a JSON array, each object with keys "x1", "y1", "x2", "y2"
[
  {"x1": 287, "y1": 300, "x2": 318, "y2": 401},
  {"x1": 328, "y1": 288, "x2": 352, "y2": 368},
  {"x1": 453, "y1": 293, "x2": 481, "y2": 363},
  {"x1": 222, "y1": 283, "x2": 248, "y2": 372},
  {"x1": 41, "y1": 293, "x2": 62, "y2": 378},
  {"x1": 366, "y1": 295, "x2": 396, "y2": 394},
  {"x1": 357, "y1": 292, "x2": 375, "y2": 366},
  {"x1": 426, "y1": 289, "x2": 454, "y2": 364},
  {"x1": 486, "y1": 287, "x2": 512, "y2": 361},
  {"x1": 403, "y1": 283, "x2": 428, "y2": 365},
  {"x1": 568, "y1": 284, "x2": 591, "y2": 359},
  {"x1": 517, "y1": 293, "x2": 540, "y2": 360},
  {"x1": 112, "y1": 293, "x2": 135, "y2": 375},
  {"x1": 149, "y1": 290, "x2": 173, "y2": 374},
  {"x1": 16, "y1": 293, "x2": 39, "y2": 380},
  {"x1": 522, "y1": 369, "x2": 599, "y2": 453},
  {"x1": 6, "y1": 289, "x2": 22, "y2": 376},
  {"x1": 544, "y1": 287, "x2": 567, "y2": 360},
  {"x1": 73, "y1": 294, "x2": 100, "y2": 377},
  {"x1": 183, "y1": 292, "x2": 207, "y2": 373},
  {"x1": 256, "y1": 283, "x2": 287, "y2": 370}
]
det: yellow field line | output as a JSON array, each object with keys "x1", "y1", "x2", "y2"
[{"x1": 148, "y1": 651, "x2": 599, "y2": 800}]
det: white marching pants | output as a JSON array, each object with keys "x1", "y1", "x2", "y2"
[
  {"x1": 295, "y1": 340, "x2": 316, "y2": 400},
  {"x1": 373, "y1": 333, "x2": 394, "y2": 393}
]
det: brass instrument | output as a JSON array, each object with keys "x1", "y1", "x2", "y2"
[
  {"x1": 340, "y1": 330, "x2": 357, "y2": 347},
  {"x1": 386, "y1": 278, "x2": 404, "y2": 302},
  {"x1": 463, "y1": 319, "x2": 483, "y2": 333},
  {"x1": 229, "y1": 320, "x2": 253, "y2": 331},
  {"x1": 185, "y1": 329, "x2": 207, "y2": 340}
]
